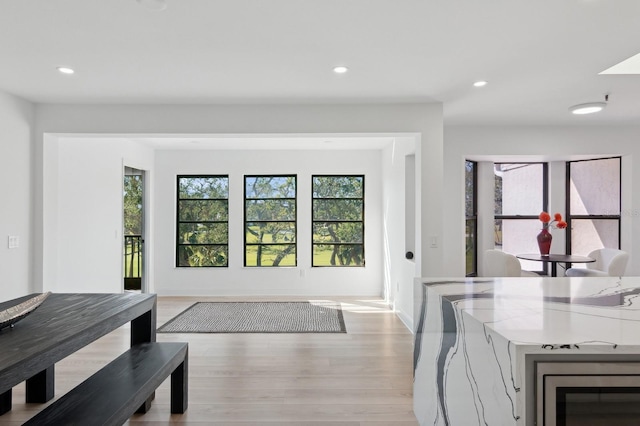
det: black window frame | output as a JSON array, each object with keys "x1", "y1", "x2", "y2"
[
  {"x1": 244, "y1": 174, "x2": 297, "y2": 267},
  {"x1": 465, "y1": 160, "x2": 477, "y2": 277},
  {"x1": 494, "y1": 162, "x2": 549, "y2": 274},
  {"x1": 311, "y1": 174, "x2": 365, "y2": 268},
  {"x1": 565, "y1": 157, "x2": 622, "y2": 254},
  {"x1": 176, "y1": 174, "x2": 229, "y2": 268}
]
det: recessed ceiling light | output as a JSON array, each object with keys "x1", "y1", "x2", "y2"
[
  {"x1": 57, "y1": 67, "x2": 75, "y2": 75},
  {"x1": 473, "y1": 81, "x2": 487, "y2": 87},
  {"x1": 569, "y1": 102, "x2": 607, "y2": 115},
  {"x1": 136, "y1": 0, "x2": 168, "y2": 11},
  {"x1": 333, "y1": 66, "x2": 349, "y2": 74}
]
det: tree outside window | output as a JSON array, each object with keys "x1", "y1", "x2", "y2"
[
  {"x1": 245, "y1": 175, "x2": 297, "y2": 267},
  {"x1": 176, "y1": 176, "x2": 229, "y2": 267},
  {"x1": 312, "y1": 175, "x2": 364, "y2": 267},
  {"x1": 124, "y1": 173, "x2": 143, "y2": 281},
  {"x1": 124, "y1": 175, "x2": 142, "y2": 236}
]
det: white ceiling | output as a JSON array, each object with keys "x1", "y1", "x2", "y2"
[{"x1": 2, "y1": 0, "x2": 640, "y2": 126}]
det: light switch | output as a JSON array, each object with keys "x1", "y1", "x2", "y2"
[
  {"x1": 8, "y1": 236, "x2": 19, "y2": 249},
  {"x1": 430, "y1": 236, "x2": 438, "y2": 248}
]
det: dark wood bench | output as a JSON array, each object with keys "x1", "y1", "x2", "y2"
[{"x1": 24, "y1": 342, "x2": 188, "y2": 426}]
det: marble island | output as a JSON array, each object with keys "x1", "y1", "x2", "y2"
[{"x1": 413, "y1": 276, "x2": 640, "y2": 425}]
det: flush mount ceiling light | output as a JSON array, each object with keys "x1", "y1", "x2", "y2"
[
  {"x1": 57, "y1": 67, "x2": 75, "y2": 75},
  {"x1": 473, "y1": 80, "x2": 487, "y2": 87},
  {"x1": 569, "y1": 101, "x2": 607, "y2": 115},
  {"x1": 136, "y1": 0, "x2": 168, "y2": 11},
  {"x1": 333, "y1": 66, "x2": 349, "y2": 74}
]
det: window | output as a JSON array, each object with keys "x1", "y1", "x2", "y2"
[
  {"x1": 312, "y1": 175, "x2": 364, "y2": 267},
  {"x1": 176, "y1": 175, "x2": 229, "y2": 267},
  {"x1": 494, "y1": 163, "x2": 548, "y2": 272},
  {"x1": 567, "y1": 157, "x2": 621, "y2": 255},
  {"x1": 465, "y1": 161, "x2": 477, "y2": 276},
  {"x1": 124, "y1": 168, "x2": 143, "y2": 289},
  {"x1": 245, "y1": 175, "x2": 297, "y2": 267}
]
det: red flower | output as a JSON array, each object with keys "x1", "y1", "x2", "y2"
[{"x1": 539, "y1": 211, "x2": 566, "y2": 230}]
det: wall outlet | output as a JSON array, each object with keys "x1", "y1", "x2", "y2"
[
  {"x1": 430, "y1": 236, "x2": 438, "y2": 248},
  {"x1": 8, "y1": 236, "x2": 19, "y2": 249}
]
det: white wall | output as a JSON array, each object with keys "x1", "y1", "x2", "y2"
[
  {"x1": 44, "y1": 137, "x2": 154, "y2": 293},
  {"x1": 34, "y1": 103, "x2": 444, "y2": 307},
  {"x1": 0, "y1": 91, "x2": 35, "y2": 301},
  {"x1": 381, "y1": 138, "x2": 417, "y2": 327},
  {"x1": 444, "y1": 126, "x2": 640, "y2": 276},
  {"x1": 154, "y1": 148, "x2": 382, "y2": 296}
]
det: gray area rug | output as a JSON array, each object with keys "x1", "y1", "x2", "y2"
[{"x1": 158, "y1": 301, "x2": 346, "y2": 333}]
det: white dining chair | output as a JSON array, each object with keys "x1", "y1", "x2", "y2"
[
  {"x1": 483, "y1": 249, "x2": 538, "y2": 277},
  {"x1": 565, "y1": 248, "x2": 629, "y2": 277}
]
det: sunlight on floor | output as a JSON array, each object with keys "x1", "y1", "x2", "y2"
[{"x1": 340, "y1": 300, "x2": 394, "y2": 314}]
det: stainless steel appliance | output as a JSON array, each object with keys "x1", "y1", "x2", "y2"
[{"x1": 535, "y1": 362, "x2": 640, "y2": 425}]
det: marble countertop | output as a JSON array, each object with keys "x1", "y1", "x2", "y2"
[
  {"x1": 418, "y1": 276, "x2": 640, "y2": 350},
  {"x1": 413, "y1": 276, "x2": 640, "y2": 425}
]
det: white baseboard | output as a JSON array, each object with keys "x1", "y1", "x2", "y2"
[{"x1": 394, "y1": 306, "x2": 413, "y2": 333}]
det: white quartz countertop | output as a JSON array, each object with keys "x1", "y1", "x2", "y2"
[{"x1": 418, "y1": 276, "x2": 640, "y2": 349}]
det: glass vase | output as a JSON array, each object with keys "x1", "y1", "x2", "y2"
[{"x1": 537, "y1": 228, "x2": 552, "y2": 255}]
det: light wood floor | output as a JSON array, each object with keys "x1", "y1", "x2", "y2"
[{"x1": 4, "y1": 296, "x2": 418, "y2": 425}]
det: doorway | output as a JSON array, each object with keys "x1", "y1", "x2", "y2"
[{"x1": 123, "y1": 167, "x2": 145, "y2": 292}]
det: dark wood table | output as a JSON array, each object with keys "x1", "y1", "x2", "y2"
[
  {"x1": 516, "y1": 253, "x2": 595, "y2": 277},
  {"x1": 0, "y1": 293, "x2": 157, "y2": 415}
]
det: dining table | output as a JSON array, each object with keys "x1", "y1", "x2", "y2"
[
  {"x1": 0, "y1": 292, "x2": 157, "y2": 416},
  {"x1": 516, "y1": 253, "x2": 595, "y2": 277}
]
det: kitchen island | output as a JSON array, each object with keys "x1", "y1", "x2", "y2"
[{"x1": 413, "y1": 276, "x2": 640, "y2": 425}]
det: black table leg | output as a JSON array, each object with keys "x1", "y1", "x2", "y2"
[
  {"x1": 171, "y1": 356, "x2": 188, "y2": 413},
  {"x1": 25, "y1": 365, "x2": 54, "y2": 403},
  {"x1": 131, "y1": 301, "x2": 156, "y2": 346},
  {"x1": 131, "y1": 300, "x2": 157, "y2": 410},
  {"x1": 551, "y1": 262, "x2": 558, "y2": 277},
  {"x1": 0, "y1": 389, "x2": 11, "y2": 415},
  {"x1": 136, "y1": 393, "x2": 155, "y2": 414}
]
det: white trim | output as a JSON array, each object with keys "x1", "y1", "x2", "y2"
[{"x1": 395, "y1": 306, "x2": 413, "y2": 333}]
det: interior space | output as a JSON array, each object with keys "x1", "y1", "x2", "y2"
[{"x1": 2, "y1": 1, "x2": 640, "y2": 425}]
